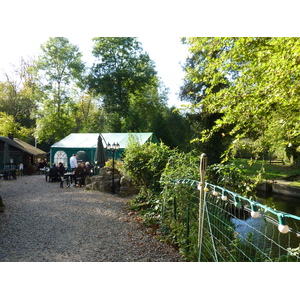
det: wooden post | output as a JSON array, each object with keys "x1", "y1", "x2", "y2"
[{"x1": 198, "y1": 153, "x2": 207, "y2": 259}]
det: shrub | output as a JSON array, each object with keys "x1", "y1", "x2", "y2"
[
  {"x1": 105, "y1": 159, "x2": 124, "y2": 175},
  {"x1": 122, "y1": 138, "x2": 174, "y2": 227},
  {"x1": 206, "y1": 162, "x2": 256, "y2": 197},
  {"x1": 123, "y1": 140, "x2": 173, "y2": 195},
  {"x1": 159, "y1": 151, "x2": 200, "y2": 260}
]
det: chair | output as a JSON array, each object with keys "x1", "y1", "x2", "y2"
[
  {"x1": 75, "y1": 172, "x2": 85, "y2": 187},
  {"x1": 59, "y1": 175, "x2": 67, "y2": 188},
  {"x1": 49, "y1": 168, "x2": 59, "y2": 182}
]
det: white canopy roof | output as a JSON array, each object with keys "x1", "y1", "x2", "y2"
[{"x1": 51, "y1": 133, "x2": 157, "y2": 149}]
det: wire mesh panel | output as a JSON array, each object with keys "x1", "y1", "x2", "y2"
[
  {"x1": 164, "y1": 179, "x2": 300, "y2": 261},
  {"x1": 199, "y1": 183, "x2": 300, "y2": 262},
  {"x1": 161, "y1": 180, "x2": 200, "y2": 261}
]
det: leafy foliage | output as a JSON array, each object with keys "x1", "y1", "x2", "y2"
[
  {"x1": 34, "y1": 37, "x2": 85, "y2": 144},
  {"x1": 182, "y1": 37, "x2": 300, "y2": 162},
  {"x1": 0, "y1": 112, "x2": 33, "y2": 140},
  {"x1": 206, "y1": 163, "x2": 256, "y2": 197},
  {"x1": 88, "y1": 38, "x2": 157, "y2": 125},
  {"x1": 0, "y1": 58, "x2": 38, "y2": 143},
  {"x1": 0, "y1": 37, "x2": 191, "y2": 152},
  {"x1": 159, "y1": 151, "x2": 200, "y2": 260},
  {"x1": 123, "y1": 137, "x2": 173, "y2": 195},
  {"x1": 121, "y1": 141, "x2": 257, "y2": 260}
]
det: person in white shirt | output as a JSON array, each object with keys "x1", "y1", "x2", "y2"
[{"x1": 70, "y1": 154, "x2": 77, "y2": 171}]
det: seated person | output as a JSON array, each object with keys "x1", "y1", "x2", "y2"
[
  {"x1": 84, "y1": 162, "x2": 92, "y2": 177},
  {"x1": 85, "y1": 161, "x2": 94, "y2": 173},
  {"x1": 74, "y1": 163, "x2": 85, "y2": 186},
  {"x1": 49, "y1": 163, "x2": 59, "y2": 182},
  {"x1": 58, "y1": 162, "x2": 66, "y2": 177}
]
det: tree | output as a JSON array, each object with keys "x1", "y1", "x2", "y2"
[
  {"x1": 182, "y1": 37, "x2": 300, "y2": 162},
  {"x1": 0, "y1": 57, "x2": 38, "y2": 129},
  {"x1": 34, "y1": 37, "x2": 85, "y2": 144},
  {"x1": 151, "y1": 106, "x2": 190, "y2": 151},
  {"x1": 0, "y1": 57, "x2": 39, "y2": 143},
  {"x1": 0, "y1": 112, "x2": 16, "y2": 136},
  {"x1": 122, "y1": 77, "x2": 169, "y2": 132},
  {"x1": 88, "y1": 37, "x2": 157, "y2": 131},
  {"x1": 0, "y1": 112, "x2": 33, "y2": 140},
  {"x1": 180, "y1": 39, "x2": 231, "y2": 162},
  {"x1": 73, "y1": 93, "x2": 109, "y2": 133}
]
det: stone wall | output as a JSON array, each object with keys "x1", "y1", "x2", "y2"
[
  {"x1": 257, "y1": 180, "x2": 300, "y2": 198},
  {"x1": 85, "y1": 167, "x2": 139, "y2": 196},
  {"x1": 272, "y1": 182, "x2": 300, "y2": 197}
]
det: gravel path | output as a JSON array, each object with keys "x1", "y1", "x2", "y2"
[{"x1": 0, "y1": 175, "x2": 182, "y2": 262}]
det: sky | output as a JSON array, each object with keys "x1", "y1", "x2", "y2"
[
  {"x1": 0, "y1": 36, "x2": 189, "y2": 107},
  {"x1": 1, "y1": 1, "x2": 297, "y2": 108}
]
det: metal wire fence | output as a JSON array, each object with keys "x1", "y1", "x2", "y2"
[{"x1": 162, "y1": 178, "x2": 300, "y2": 262}]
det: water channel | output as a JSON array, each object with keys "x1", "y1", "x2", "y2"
[
  {"x1": 230, "y1": 191, "x2": 300, "y2": 258},
  {"x1": 257, "y1": 191, "x2": 300, "y2": 216}
]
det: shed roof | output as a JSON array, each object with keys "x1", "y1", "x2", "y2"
[
  {"x1": 0, "y1": 136, "x2": 45, "y2": 156},
  {"x1": 14, "y1": 138, "x2": 45, "y2": 156},
  {"x1": 51, "y1": 133, "x2": 157, "y2": 149}
]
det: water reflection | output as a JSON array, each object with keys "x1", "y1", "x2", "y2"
[
  {"x1": 229, "y1": 192, "x2": 300, "y2": 259},
  {"x1": 257, "y1": 191, "x2": 300, "y2": 216}
]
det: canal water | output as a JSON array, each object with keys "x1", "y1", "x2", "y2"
[
  {"x1": 257, "y1": 191, "x2": 300, "y2": 217},
  {"x1": 230, "y1": 191, "x2": 300, "y2": 258}
]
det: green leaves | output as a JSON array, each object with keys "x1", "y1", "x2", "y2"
[
  {"x1": 182, "y1": 37, "x2": 300, "y2": 161},
  {"x1": 123, "y1": 139, "x2": 173, "y2": 192},
  {"x1": 88, "y1": 38, "x2": 157, "y2": 123},
  {"x1": 34, "y1": 38, "x2": 85, "y2": 143}
]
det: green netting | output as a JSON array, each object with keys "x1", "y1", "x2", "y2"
[{"x1": 165, "y1": 179, "x2": 300, "y2": 262}]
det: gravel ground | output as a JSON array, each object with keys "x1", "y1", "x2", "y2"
[{"x1": 0, "y1": 175, "x2": 182, "y2": 262}]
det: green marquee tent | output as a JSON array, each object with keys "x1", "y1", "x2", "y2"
[{"x1": 50, "y1": 132, "x2": 158, "y2": 170}]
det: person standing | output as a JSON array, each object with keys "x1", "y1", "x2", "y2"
[
  {"x1": 70, "y1": 154, "x2": 77, "y2": 172},
  {"x1": 19, "y1": 162, "x2": 24, "y2": 176}
]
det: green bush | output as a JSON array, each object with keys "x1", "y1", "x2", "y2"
[
  {"x1": 206, "y1": 162, "x2": 256, "y2": 197},
  {"x1": 122, "y1": 141, "x2": 256, "y2": 261},
  {"x1": 123, "y1": 139, "x2": 173, "y2": 195},
  {"x1": 159, "y1": 151, "x2": 200, "y2": 260}
]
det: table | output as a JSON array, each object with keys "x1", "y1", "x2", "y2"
[
  {"x1": 2, "y1": 169, "x2": 17, "y2": 180},
  {"x1": 63, "y1": 173, "x2": 75, "y2": 186}
]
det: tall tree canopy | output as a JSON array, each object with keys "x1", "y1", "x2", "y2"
[
  {"x1": 0, "y1": 57, "x2": 38, "y2": 141},
  {"x1": 34, "y1": 37, "x2": 85, "y2": 143},
  {"x1": 88, "y1": 37, "x2": 159, "y2": 131},
  {"x1": 182, "y1": 37, "x2": 300, "y2": 161}
]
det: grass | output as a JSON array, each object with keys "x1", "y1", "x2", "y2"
[{"x1": 232, "y1": 158, "x2": 300, "y2": 186}]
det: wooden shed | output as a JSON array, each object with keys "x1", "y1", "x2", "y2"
[{"x1": 0, "y1": 136, "x2": 46, "y2": 174}]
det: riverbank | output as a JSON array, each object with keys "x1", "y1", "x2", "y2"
[{"x1": 257, "y1": 179, "x2": 300, "y2": 198}]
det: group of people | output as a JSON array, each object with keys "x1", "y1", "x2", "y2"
[
  {"x1": 48, "y1": 162, "x2": 66, "y2": 182},
  {"x1": 48, "y1": 154, "x2": 94, "y2": 186},
  {"x1": 73, "y1": 161, "x2": 94, "y2": 186}
]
